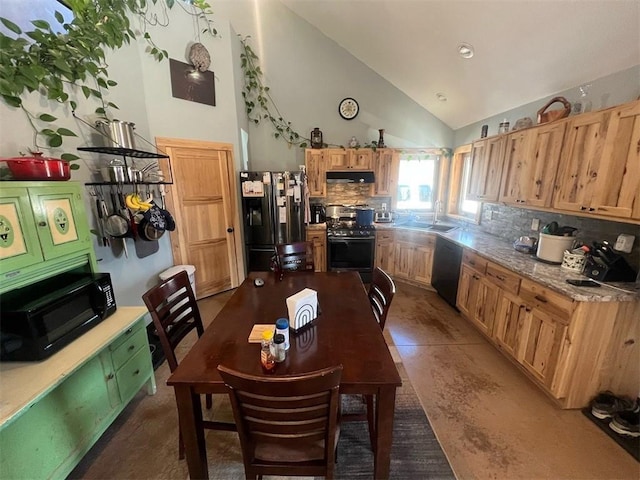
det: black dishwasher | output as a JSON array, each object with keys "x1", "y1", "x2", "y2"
[{"x1": 431, "y1": 236, "x2": 463, "y2": 309}]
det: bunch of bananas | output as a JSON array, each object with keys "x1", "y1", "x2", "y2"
[{"x1": 125, "y1": 193, "x2": 152, "y2": 212}]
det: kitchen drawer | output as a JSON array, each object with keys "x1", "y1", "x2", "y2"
[
  {"x1": 109, "y1": 320, "x2": 144, "y2": 353},
  {"x1": 116, "y1": 346, "x2": 152, "y2": 403},
  {"x1": 462, "y1": 250, "x2": 487, "y2": 274},
  {"x1": 485, "y1": 262, "x2": 521, "y2": 294},
  {"x1": 376, "y1": 230, "x2": 395, "y2": 242},
  {"x1": 520, "y1": 279, "x2": 574, "y2": 320},
  {"x1": 110, "y1": 325, "x2": 147, "y2": 371}
]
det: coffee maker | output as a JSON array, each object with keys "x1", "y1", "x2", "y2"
[{"x1": 310, "y1": 204, "x2": 326, "y2": 224}]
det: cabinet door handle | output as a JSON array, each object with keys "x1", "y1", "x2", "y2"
[
  {"x1": 534, "y1": 295, "x2": 548, "y2": 303},
  {"x1": 106, "y1": 373, "x2": 115, "y2": 380},
  {"x1": 128, "y1": 344, "x2": 135, "y2": 351},
  {"x1": 496, "y1": 275, "x2": 506, "y2": 281},
  {"x1": 38, "y1": 221, "x2": 47, "y2": 227},
  {"x1": 125, "y1": 328, "x2": 133, "y2": 335},
  {"x1": 133, "y1": 369, "x2": 140, "y2": 376}
]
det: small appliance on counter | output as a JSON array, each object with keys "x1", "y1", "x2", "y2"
[
  {"x1": 374, "y1": 211, "x2": 393, "y2": 223},
  {"x1": 310, "y1": 204, "x2": 326, "y2": 224},
  {"x1": 535, "y1": 222, "x2": 578, "y2": 264},
  {"x1": 584, "y1": 241, "x2": 637, "y2": 282}
]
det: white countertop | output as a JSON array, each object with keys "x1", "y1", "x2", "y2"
[{"x1": 0, "y1": 306, "x2": 148, "y2": 429}]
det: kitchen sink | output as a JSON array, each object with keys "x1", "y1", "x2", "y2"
[{"x1": 426, "y1": 224, "x2": 456, "y2": 232}]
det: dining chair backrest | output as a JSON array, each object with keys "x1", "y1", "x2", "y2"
[
  {"x1": 142, "y1": 270, "x2": 204, "y2": 372},
  {"x1": 276, "y1": 241, "x2": 315, "y2": 273},
  {"x1": 218, "y1": 364, "x2": 343, "y2": 479},
  {"x1": 368, "y1": 267, "x2": 396, "y2": 331}
]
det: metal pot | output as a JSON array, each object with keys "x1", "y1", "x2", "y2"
[
  {"x1": 95, "y1": 119, "x2": 136, "y2": 149},
  {"x1": 355, "y1": 207, "x2": 375, "y2": 226},
  {"x1": 100, "y1": 159, "x2": 132, "y2": 183}
]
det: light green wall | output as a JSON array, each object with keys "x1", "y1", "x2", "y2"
[{"x1": 453, "y1": 65, "x2": 640, "y2": 147}]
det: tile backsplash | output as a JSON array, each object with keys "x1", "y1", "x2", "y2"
[
  {"x1": 467, "y1": 204, "x2": 640, "y2": 271},
  {"x1": 310, "y1": 183, "x2": 391, "y2": 210}
]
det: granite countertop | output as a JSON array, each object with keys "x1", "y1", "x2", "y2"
[{"x1": 439, "y1": 229, "x2": 640, "y2": 303}]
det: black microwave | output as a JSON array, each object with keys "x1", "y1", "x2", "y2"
[{"x1": 0, "y1": 272, "x2": 116, "y2": 361}]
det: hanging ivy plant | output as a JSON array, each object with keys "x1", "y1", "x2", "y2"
[
  {"x1": 239, "y1": 36, "x2": 378, "y2": 151},
  {"x1": 0, "y1": 0, "x2": 216, "y2": 166}
]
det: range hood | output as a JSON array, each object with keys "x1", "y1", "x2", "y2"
[{"x1": 326, "y1": 171, "x2": 375, "y2": 184}]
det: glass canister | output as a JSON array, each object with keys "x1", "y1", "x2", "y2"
[
  {"x1": 275, "y1": 318, "x2": 290, "y2": 350},
  {"x1": 260, "y1": 330, "x2": 275, "y2": 372},
  {"x1": 273, "y1": 334, "x2": 286, "y2": 362}
]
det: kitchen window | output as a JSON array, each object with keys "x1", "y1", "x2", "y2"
[
  {"x1": 446, "y1": 144, "x2": 480, "y2": 222},
  {"x1": 395, "y1": 151, "x2": 440, "y2": 211}
]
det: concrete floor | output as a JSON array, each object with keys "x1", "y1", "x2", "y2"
[
  {"x1": 71, "y1": 279, "x2": 639, "y2": 479},
  {"x1": 385, "y1": 281, "x2": 639, "y2": 479}
]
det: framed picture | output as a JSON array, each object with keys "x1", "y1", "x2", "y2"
[{"x1": 169, "y1": 59, "x2": 216, "y2": 107}]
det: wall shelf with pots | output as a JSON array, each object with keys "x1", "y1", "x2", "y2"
[
  {"x1": 78, "y1": 146, "x2": 173, "y2": 185},
  {"x1": 77, "y1": 147, "x2": 169, "y2": 159}
]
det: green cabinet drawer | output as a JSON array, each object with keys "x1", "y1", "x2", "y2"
[
  {"x1": 116, "y1": 346, "x2": 153, "y2": 403},
  {"x1": 0, "y1": 352, "x2": 120, "y2": 480},
  {"x1": 110, "y1": 325, "x2": 147, "y2": 371}
]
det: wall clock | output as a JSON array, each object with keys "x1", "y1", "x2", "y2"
[{"x1": 338, "y1": 97, "x2": 359, "y2": 120}]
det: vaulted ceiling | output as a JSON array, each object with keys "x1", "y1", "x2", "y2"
[{"x1": 282, "y1": 0, "x2": 640, "y2": 130}]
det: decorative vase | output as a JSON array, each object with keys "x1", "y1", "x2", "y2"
[
  {"x1": 377, "y1": 129, "x2": 385, "y2": 148},
  {"x1": 310, "y1": 127, "x2": 323, "y2": 149}
]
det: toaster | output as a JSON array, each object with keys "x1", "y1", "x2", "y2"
[{"x1": 374, "y1": 211, "x2": 393, "y2": 223}]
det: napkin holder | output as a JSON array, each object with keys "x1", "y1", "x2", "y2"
[{"x1": 286, "y1": 288, "x2": 319, "y2": 333}]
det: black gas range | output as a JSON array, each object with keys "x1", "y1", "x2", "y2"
[{"x1": 325, "y1": 205, "x2": 376, "y2": 282}]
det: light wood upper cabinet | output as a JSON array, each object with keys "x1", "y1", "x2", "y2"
[
  {"x1": 590, "y1": 100, "x2": 640, "y2": 220},
  {"x1": 325, "y1": 148, "x2": 372, "y2": 170},
  {"x1": 499, "y1": 122, "x2": 567, "y2": 208},
  {"x1": 499, "y1": 130, "x2": 532, "y2": 205},
  {"x1": 372, "y1": 149, "x2": 399, "y2": 196},
  {"x1": 467, "y1": 136, "x2": 506, "y2": 202},
  {"x1": 553, "y1": 110, "x2": 610, "y2": 213},
  {"x1": 524, "y1": 121, "x2": 567, "y2": 208},
  {"x1": 305, "y1": 149, "x2": 326, "y2": 197}
]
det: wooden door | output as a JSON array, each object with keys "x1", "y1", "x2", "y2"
[
  {"x1": 590, "y1": 100, "x2": 640, "y2": 219},
  {"x1": 156, "y1": 138, "x2": 242, "y2": 299},
  {"x1": 305, "y1": 149, "x2": 326, "y2": 197},
  {"x1": 499, "y1": 130, "x2": 532, "y2": 205},
  {"x1": 373, "y1": 149, "x2": 399, "y2": 196},
  {"x1": 553, "y1": 110, "x2": 610, "y2": 213},
  {"x1": 525, "y1": 121, "x2": 566, "y2": 208}
]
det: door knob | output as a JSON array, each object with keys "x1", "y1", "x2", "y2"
[{"x1": 227, "y1": 227, "x2": 234, "y2": 233}]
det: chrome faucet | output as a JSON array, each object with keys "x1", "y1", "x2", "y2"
[{"x1": 433, "y1": 200, "x2": 442, "y2": 225}]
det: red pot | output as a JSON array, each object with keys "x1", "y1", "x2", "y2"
[{"x1": 3, "y1": 153, "x2": 71, "y2": 181}]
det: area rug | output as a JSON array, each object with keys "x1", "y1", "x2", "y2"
[{"x1": 204, "y1": 363, "x2": 456, "y2": 479}]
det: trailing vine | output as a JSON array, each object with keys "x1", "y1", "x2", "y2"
[
  {"x1": 0, "y1": 0, "x2": 216, "y2": 165},
  {"x1": 239, "y1": 36, "x2": 378, "y2": 150}
]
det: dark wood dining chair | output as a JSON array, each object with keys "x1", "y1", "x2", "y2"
[
  {"x1": 343, "y1": 267, "x2": 396, "y2": 451},
  {"x1": 274, "y1": 241, "x2": 315, "y2": 278},
  {"x1": 142, "y1": 270, "x2": 235, "y2": 460},
  {"x1": 218, "y1": 364, "x2": 343, "y2": 480}
]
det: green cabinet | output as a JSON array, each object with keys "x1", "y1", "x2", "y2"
[
  {"x1": 0, "y1": 313, "x2": 155, "y2": 480},
  {"x1": 0, "y1": 181, "x2": 96, "y2": 293}
]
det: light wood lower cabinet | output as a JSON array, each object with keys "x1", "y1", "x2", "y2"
[
  {"x1": 306, "y1": 229, "x2": 326, "y2": 272},
  {"x1": 391, "y1": 230, "x2": 434, "y2": 287},
  {"x1": 457, "y1": 248, "x2": 640, "y2": 408},
  {"x1": 374, "y1": 230, "x2": 395, "y2": 275}
]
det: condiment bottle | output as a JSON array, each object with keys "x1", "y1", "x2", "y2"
[
  {"x1": 275, "y1": 318, "x2": 290, "y2": 350},
  {"x1": 260, "y1": 330, "x2": 275, "y2": 372},
  {"x1": 273, "y1": 333, "x2": 286, "y2": 362}
]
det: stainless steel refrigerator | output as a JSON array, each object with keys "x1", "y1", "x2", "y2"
[{"x1": 240, "y1": 171, "x2": 307, "y2": 271}]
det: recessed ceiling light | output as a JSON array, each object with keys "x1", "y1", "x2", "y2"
[
  {"x1": 458, "y1": 43, "x2": 474, "y2": 59},
  {"x1": 436, "y1": 93, "x2": 447, "y2": 102}
]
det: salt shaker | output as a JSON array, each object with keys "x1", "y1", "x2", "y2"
[
  {"x1": 273, "y1": 334, "x2": 286, "y2": 362},
  {"x1": 275, "y1": 318, "x2": 290, "y2": 350}
]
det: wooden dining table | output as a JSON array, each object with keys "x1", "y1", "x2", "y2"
[{"x1": 167, "y1": 270, "x2": 402, "y2": 479}]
